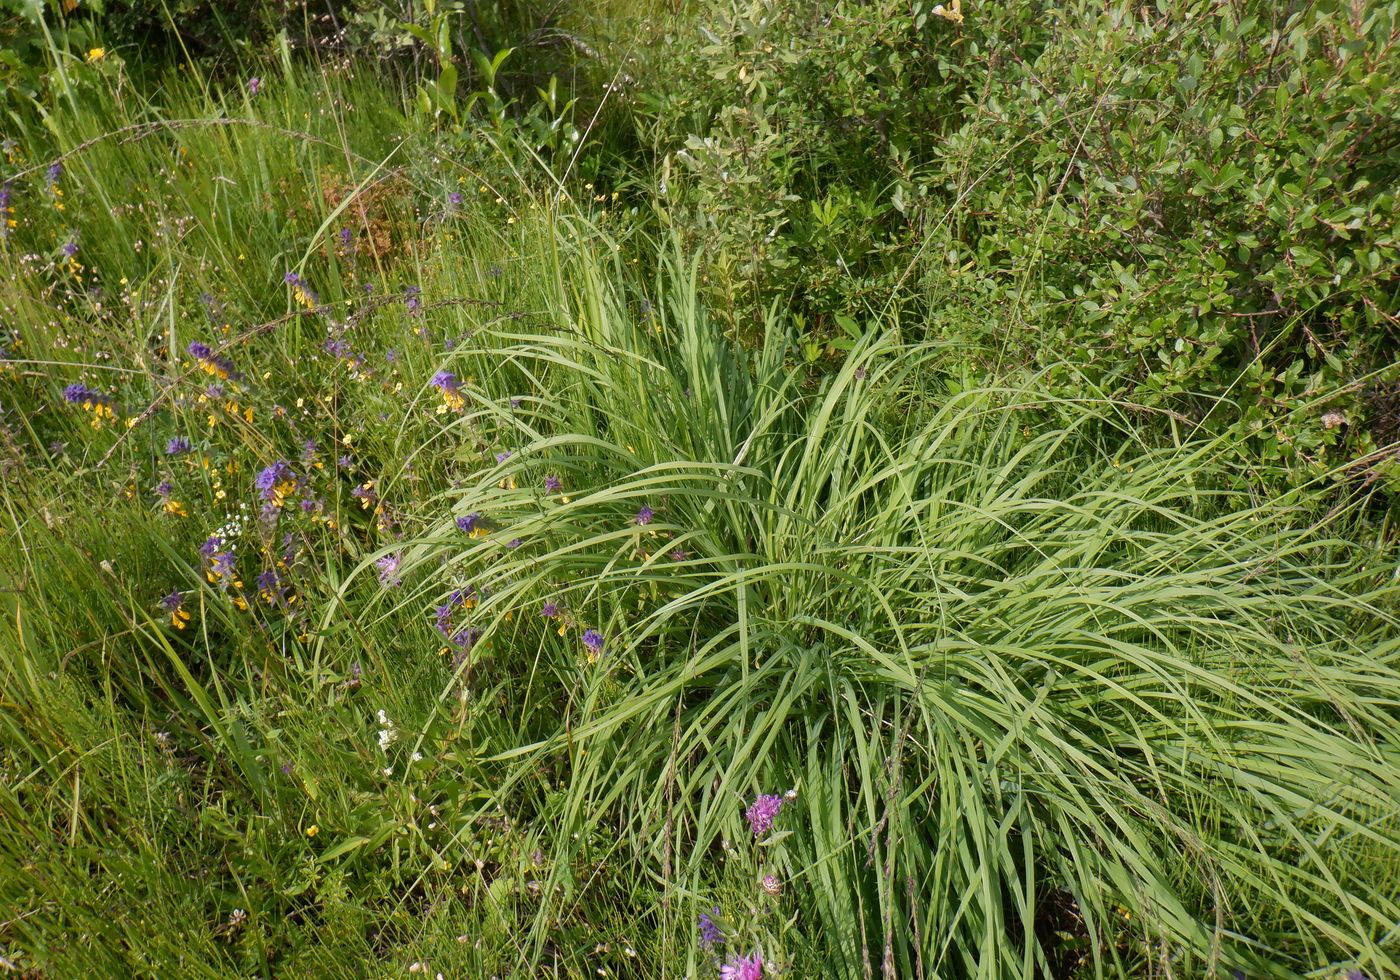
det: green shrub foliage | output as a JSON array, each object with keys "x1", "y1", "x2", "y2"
[{"x1": 643, "y1": 0, "x2": 1400, "y2": 478}]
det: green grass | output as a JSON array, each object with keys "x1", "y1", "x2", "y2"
[{"x1": 1, "y1": 49, "x2": 1398, "y2": 980}]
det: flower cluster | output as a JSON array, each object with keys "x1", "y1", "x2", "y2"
[
  {"x1": 455, "y1": 512, "x2": 486, "y2": 537},
  {"x1": 62, "y1": 382, "x2": 115, "y2": 428},
  {"x1": 698, "y1": 908, "x2": 724, "y2": 951},
  {"x1": 284, "y1": 271, "x2": 319, "y2": 309},
  {"x1": 433, "y1": 586, "x2": 482, "y2": 658},
  {"x1": 160, "y1": 591, "x2": 190, "y2": 630},
  {"x1": 255, "y1": 460, "x2": 299, "y2": 509},
  {"x1": 375, "y1": 553, "x2": 402, "y2": 587},
  {"x1": 719, "y1": 952, "x2": 763, "y2": 980},
  {"x1": 745, "y1": 793, "x2": 788, "y2": 838},
  {"x1": 431, "y1": 370, "x2": 466, "y2": 412},
  {"x1": 0, "y1": 181, "x2": 13, "y2": 242},
  {"x1": 188, "y1": 341, "x2": 238, "y2": 381}
]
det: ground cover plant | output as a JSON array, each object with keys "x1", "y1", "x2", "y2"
[{"x1": 1, "y1": 1, "x2": 1399, "y2": 978}]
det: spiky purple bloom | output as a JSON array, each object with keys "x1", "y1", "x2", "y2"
[
  {"x1": 300, "y1": 439, "x2": 318, "y2": 465},
  {"x1": 45, "y1": 162, "x2": 61, "y2": 187},
  {"x1": 745, "y1": 794, "x2": 785, "y2": 837},
  {"x1": 405, "y1": 285, "x2": 421, "y2": 313},
  {"x1": 61, "y1": 240, "x2": 77, "y2": 258},
  {"x1": 698, "y1": 908, "x2": 724, "y2": 951},
  {"x1": 455, "y1": 513, "x2": 481, "y2": 534},
  {"x1": 154, "y1": 480, "x2": 174, "y2": 498},
  {"x1": 541, "y1": 601, "x2": 560, "y2": 618},
  {"x1": 507, "y1": 537, "x2": 523, "y2": 549},
  {"x1": 494, "y1": 451, "x2": 511, "y2": 464},
  {"x1": 719, "y1": 952, "x2": 762, "y2": 980},
  {"x1": 63, "y1": 382, "x2": 99, "y2": 404},
  {"x1": 255, "y1": 460, "x2": 296, "y2": 501},
  {"x1": 582, "y1": 629, "x2": 604, "y2": 655},
  {"x1": 634, "y1": 505, "x2": 655, "y2": 526},
  {"x1": 166, "y1": 435, "x2": 191, "y2": 455},
  {"x1": 544, "y1": 474, "x2": 562, "y2": 493},
  {"x1": 208, "y1": 551, "x2": 237, "y2": 580},
  {"x1": 430, "y1": 370, "x2": 458, "y2": 391},
  {"x1": 187, "y1": 341, "x2": 213, "y2": 360},
  {"x1": 0, "y1": 181, "x2": 13, "y2": 242},
  {"x1": 247, "y1": 76, "x2": 261, "y2": 95},
  {"x1": 337, "y1": 227, "x2": 352, "y2": 248},
  {"x1": 375, "y1": 553, "x2": 402, "y2": 587},
  {"x1": 199, "y1": 535, "x2": 222, "y2": 559},
  {"x1": 159, "y1": 591, "x2": 184, "y2": 613}
]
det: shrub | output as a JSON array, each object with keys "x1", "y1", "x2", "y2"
[{"x1": 640, "y1": 0, "x2": 1400, "y2": 480}]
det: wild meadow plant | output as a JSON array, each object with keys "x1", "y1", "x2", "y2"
[{"x1": 0, "y1": 52, "x2": 1396, "y2": 980}]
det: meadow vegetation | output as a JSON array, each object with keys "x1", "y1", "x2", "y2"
[{"x1": 0, "y1": 1, "x2": 1397, "y2": 977}]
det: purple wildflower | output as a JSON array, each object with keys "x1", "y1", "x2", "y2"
[
  {"x1": 375, "y1": 553, "x2": 402, "y2": 587},
  {"x1": 300, "y1": 439, "x2": 318, "y2": 465},
  {"x1": 698, "y1": 908, "x2": 724, "y2": 951},
  {"x1": 507, "y1": 538, "x2": 523, "y2": 549},
  {"x1": 544, "y1": 474, "x2": 561, "y2": 493},
  {"x1": 45, "y1": 162, "x2": 61, "y2": 190},
  {"x1": 61, "y1": 240, "x2": 77, "y2": 259},
  {"x1": 494, "y1": 451, "x2": 511, "y2": 464},
  {"x1": 541, "y1": 601, "x2": 560, "y2": 618},
  {"x1": 159, "y1": 590, "x2": 190, "y2": 629},
  {"x1": 166, "y1": 435, "x2": 191, "y2": 455},
  {"x1": 154, "y1": 480, "x2": 174, "y2": 498},
  {"x1": 455, "y1": 513, "x2": 482, "y2": 534},
  {"x1": 255, "y1": 460, "x2": 297, "y2": 504},
  {"x1": 187, "y1": 341, "x2": 213, "y2": 360},
  {"x1": 405, "y1": 285, "x2": 421, "y2": 314},
  {"x1": 199, "y1": 535, "x2": 222, "y2": 560},
  {"x1": 719, "y1": 952, "x2": 762, "y2": 980},
  {"x1": 0, "y1": 182, "x2": 13, "y2": 242},
  {"x1": 634, "y1": 505, "x2": 655, "y2": 526},
  {"x1": 337, "y1": 227, "x2": 352, "y2": 249},
  {"x1": 208, "y1": 550, "x2": 237, "y2": 581},
  {"x1": 582, "y1": 629, "x2": 604, "y2": 657},
  {"x1": 247, "y1": 76, "x2": 261, "y2": 95},
  {"x1": 448, "y1": 191, "x2": 463, "y2": 206},
  {"x1": 745, "y1": 794, "x2": 785, "y2": 837},
  {"x1": 62, "y1": 382, "x2": 102, "y2": 404}
]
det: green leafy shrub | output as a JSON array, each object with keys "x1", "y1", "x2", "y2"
[
  {"x1": 931, "y1": 0, "x2": 1400, "y2": 478},
  {"x1": 641, "y1": 0, "x2": 1400, "y2": 480}
]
